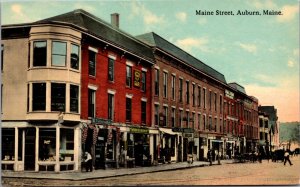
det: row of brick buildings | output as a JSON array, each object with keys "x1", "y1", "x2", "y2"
[{"x1": 1, "y1": 9, "x2": 276, "y2": 172}]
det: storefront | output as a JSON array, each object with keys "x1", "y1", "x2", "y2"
[
  {"x1": 1, "y1": 122, "x2": 80, "y2": 172},
  {"x1": 158, "y1": 128, "x2": 182, "y2": 163}
]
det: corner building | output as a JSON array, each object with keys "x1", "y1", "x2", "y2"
[{"x1": 2, "y1": 21, "x2": 82, "y2": 172}]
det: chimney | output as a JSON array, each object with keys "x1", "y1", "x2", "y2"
[{"x1": 111, "y1": 13, "x2": 119, "y2": 28}]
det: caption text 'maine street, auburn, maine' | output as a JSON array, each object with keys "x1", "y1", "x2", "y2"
[{"x1": 196, "y1": 10, "x2": 283, "y2": 16}]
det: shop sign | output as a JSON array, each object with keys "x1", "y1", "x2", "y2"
[
  {"x1": 183, "y1": 133, "x2": 193, "y2": 138},
  {"x1": 92, "y1": 117, "x2": 112, "y2": 125},
  {"x1": 134, "y1": 70, "x2": 141, "y2": 87},
  {"x1": 225, "y1": 89, "x2": 234, "y2": 99},
  {"x1": 130, "y1": 127, "x2": 149, "y2": 134},
  {"x1": 172, "y1": 127, "x2": 194, "y2": 133}
]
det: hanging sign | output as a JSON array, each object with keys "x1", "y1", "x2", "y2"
[{"x1": 134, "y1": 70, "x2": 141, "y2": 87}]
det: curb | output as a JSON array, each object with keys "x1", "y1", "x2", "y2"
[{"x1": 2, "y1": 162, "x2": 230, "y2": 181}]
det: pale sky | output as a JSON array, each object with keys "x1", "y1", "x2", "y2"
[{"x1": 1, "y1": 0, "x2": 299, "y2": 122}]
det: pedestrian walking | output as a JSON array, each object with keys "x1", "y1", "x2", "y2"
[
  {"x1": 283, "y1": 150, "x2": 293, "y2": 166},
  {"x1": 84, "y1": 151, "x2": 93, "y2": 172}
]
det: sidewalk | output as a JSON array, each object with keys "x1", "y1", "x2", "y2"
[{"x1": 2, "y1": 160, "x2": 233, "y2": 181}]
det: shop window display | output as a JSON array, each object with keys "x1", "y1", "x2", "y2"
[
  {"x1": 2, "y1": 128, "x2": 15, "y2": 161},
  {"x1": 60, "y1": 129, "x2": 74, "y2": 161},
  {"x1": 39, "y1": 128, "x2": 56, "y2": 161}
]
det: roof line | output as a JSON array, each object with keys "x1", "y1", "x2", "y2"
[
  {"x1": 74, "y1": 9, "x2": 151, "y2": 50},
  {"x1": 154, "y1": 47, "x2": 227, "y2": 86},
  {"x1": 150, "y1": 32, "x2": 226, "y2": 77}
]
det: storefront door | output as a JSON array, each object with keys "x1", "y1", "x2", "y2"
[{"x1": 24, "y1": 128, "x2": 35, "y2": 170}]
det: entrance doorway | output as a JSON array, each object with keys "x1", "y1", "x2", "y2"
[{"x1": 24, "y1": 128, "x2": 36, "y2": 170}]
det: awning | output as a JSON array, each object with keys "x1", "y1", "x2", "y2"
[
  {"x1": 159, "y1": 128, "x2": 179, "y2": 135},
  {"x1": 211, "y1": 140, "x2": 223, "y2": 143}
]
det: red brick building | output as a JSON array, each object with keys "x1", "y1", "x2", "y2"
[{"x1": 137, "y1": 32, "x2": 227, "y2": 162}]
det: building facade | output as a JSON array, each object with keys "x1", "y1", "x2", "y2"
[{"x1": 2, "y1": 9, "x2": 264, "y2": 172}]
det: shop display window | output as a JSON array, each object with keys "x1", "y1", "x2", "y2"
[
  {"x1": 60, "y1": 129, "x2": 74, "y2": 161},
  {"x1": 127, "y1": 134, "x2": 134, "y2": 158},
  {"x1": 39, "y1": 128, "x2": 56, "y2": 161},
  {"x1": 2, "y1": 128, "x2": 15, "y2": 161}
]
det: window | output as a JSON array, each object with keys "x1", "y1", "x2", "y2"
[
  {"x1": 220, "y1": 95, "x2": 223, "y2": 113},
  {"x1": 171, "y1": 108, "x2": 175, "y2": 127},
  {"x1": 70, "y1": 85, "x2": 79, "y2": 113},
  {"x1": 126, "y1": 66, "x2": 132, "y2": 88},
  {"x1": 32, "y1": 83, "x2": 46, "y2": 111},
  {"x1": 2, "y1": 128, "x2": 15, "y2": 162},
  {"x1": 209, "y1": 91, "x2": 212, "y2": 110},
  {"x1": 33, "y1": 41, "x2": 47, "y2": 66},
  {"x1": 203, "y1": 88, "x2": 206, "y2": 109},
  {"x1": 260, "y1": 132, "x2": 263, "y2": 140},
  {"x1": 60, "y1": 129, "x2": 74, "y2": 162},
  {"x1": 70, "y1": 44, "x2": 79, "y2": 70},
  {"x1": 171, "y1": 75, "x2": 175, "y2": 100},
  {"x1": 163, "y1": 106, "x2": 168, "y2": 126},
  {"x1": 154, "y1": 69, "x2": 159, "y2": 96},
  {"x1": 265, "y1": 120, "x2": 268, "y2": 128},
  {"x1": 198, "y1": 86, "x2": 201, "y2": 107},
  {"x1": 108, "y1": 58, "x2": 115, "y2": 82},
  {"x1": 198, "y1": 114, "x2": 201, "y2": 130},
  {"x1": 179, "y1": 110, "x2": 183, "y2": 128},
  {"x1": 209, "y1": 116, "x2": 212, "y2": 131},
  {"x1": 214, "y1": 93, "x2": 217, "y2": 111},
  {"x1": 39, "y1": 128, "x2": 56, "y2": 161},
  {"x1": 186, "y1": 81, "x2": 189, "y2": 104},
  {"x1": 126, "y1": 98, "x2": 132, "y2": 122},
  {"x1": 89, "y1": 50, "x2": 96, "y2": 76},
  {"x1": 108, "y1": 94, "x2": 114, "y2": 120},
  {"x1": 163, "y1": 72, "x2": 168, "y2": 98},
  {"x1": 1, "y1": 84, "x2": 3, "y2": 113},
  {"x1": 52, "y1": 41, "x2": 67, "y2": 66},
  {"x1": 88, "y1": 89, "x2": 95, "y2": 118},
  {"x1": 259, "y1": 119, "x2": 263, "y2": 127},
  {"x1": 179, "y1": 78, "x2": 183, "y2": 102},
  {"x1": 220, "y1": 119, "x2": 222, "y2": 132},
  {"x1": 51, "y1": 83, "x2": 66, "y2": 112},
  {"x1": 186, "y1": 111, "x2": 190, "y2": 128},
  {"x1": 214, "y1": 117, "x2": 217, "y2": 132},
  {"x1": 203, "y1": 115, "x2": 206, "y2": 130},
  {"x1": 192, "y1": 84, "x2": 195, "y2": 106},
  {"x1": 141, "y1": 71, "x2": 146, "y2": 92},
  {"x1": 155, "y1": 104, "x2": 159, "y2": 126},
  {"x1": 141, "y1": 101, "x2": 146, "y2": 124},
  {"x1": 1, "y1": 45, "x2": 3, "y2": 71},
  {"x1": 192, "y1": 113, "x2": 195, "y2": 129}
]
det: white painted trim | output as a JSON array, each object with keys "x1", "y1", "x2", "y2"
[
  {"x1": 88, "y1": 84, "x2": 98, "y2": 90},
  {"x1": 198, "y1": 112, "x2": 201, "y2": 115},
  {"x1": 163, "y1": 104, "x2": 168, "y2": 107},
  {"x1": 179, "y1": 107, "x2": 183, "y2": 110},
  {"x1": 141, "y1": 97, "x2": 147, "y2": 102},
  {"x1": 88, "y1": 46, "x2": 98, "y2": 53},
  {"x1": 154, "y1": 102, "x2": 160, "y2": 105},
  {"x1": 108, "y1": 54, "x2": 117, "y2": 60},
  {"x1": 107, "y1": 89, "x2": 116, "y2": 95},
  {"x1": 186, "y1": 109, "x2": 190, "y2": 112},
  {"x1": 192, "y1": 82, "x2": 195, "y2": 85},
  {"x1": 154, "y1": 65, "x2": 160, "y2": 69},
  {"x1": 126, "y1": 60, "x2": 134, "y2": 67},
  {"x1": 142, "y1": 68, "x2": 148, "y2": 72},
  {"x1": 171, "y1": 106, "x2": 176, "y2": 109},
  {"x1": 179, "y1": 76, "x2": 183, "y2": 79},
  {"x1": 163, "y1": 69, "x2": 168, "y2": 73},
  {"x1": 171, "y1": 73, "x2": 176, "y2": 76},
  {"x1": 126, "y1": 93, "x2": 133, "y2": 98}
]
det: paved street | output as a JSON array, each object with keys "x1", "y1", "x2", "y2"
[{"x1": 2, "y1": 156, "x2": 299, "y2": 186}]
